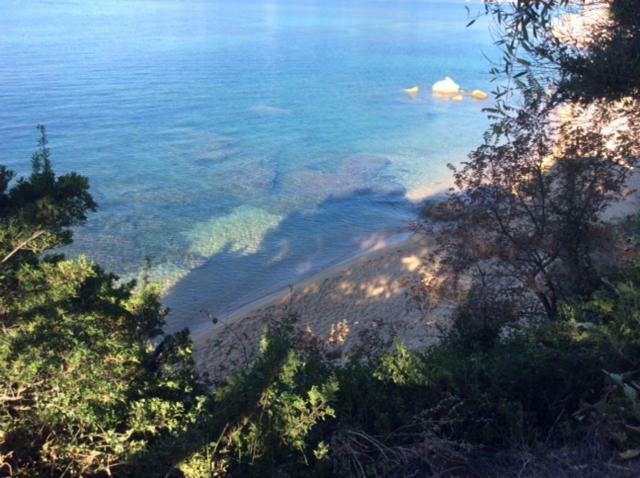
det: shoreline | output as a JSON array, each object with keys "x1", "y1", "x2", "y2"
[
  {"x1": 184, "y1": 184, "x2": 453, "y2": 340},
  {"x1": 188, "y1": 183, "x2": 456, "y2": 379},
  {"x1": 193, "y1": 224, "x2": 455, "y2": 380},
  {"x1": 192, "y1": 162, "x2": 640, "y2": 379},
  {"x1": 189, "y1": 229, "x2": 414, "y2": 341}
]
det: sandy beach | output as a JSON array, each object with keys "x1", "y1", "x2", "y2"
[
  {"x1": 193, "y1": 228, "x2": 455, "y2": 380},
  {"x1": 193, "y1": 171, "x2": 640, "y2": 381}
]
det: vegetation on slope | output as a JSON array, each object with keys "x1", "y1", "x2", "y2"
[
  {"x1": 0, "y1": 127, "x2": 209, "y2": 475},
  {"x1": 2, "y1": 0, "x2": 640, "y2": 476}
]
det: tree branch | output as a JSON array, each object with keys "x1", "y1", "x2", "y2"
[{"x1": 1, "y1": 230, "x2": 45, "y2": 264}]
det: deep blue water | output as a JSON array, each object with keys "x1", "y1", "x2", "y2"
[{"x1": 0, "y1": 0, "x2": 494, "y2": 332}]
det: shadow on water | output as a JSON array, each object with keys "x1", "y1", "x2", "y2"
[{"x1": 162, "y1": 185, "x2": 436, "y2": 336}]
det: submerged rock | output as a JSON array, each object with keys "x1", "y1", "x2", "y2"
[
  {"x1": 274, "y1": 154, "x2": 390, "y2": 211},
  {"x1": 210, "y1": 160, "x2": 277, "y2": 198}
]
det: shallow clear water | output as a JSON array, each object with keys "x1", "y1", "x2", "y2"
[{"x1": 0, "y1": 0, "x2": 494, "y2": 332}]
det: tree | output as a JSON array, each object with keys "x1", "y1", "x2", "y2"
[
  {"x1": 433, "y1": 1, "x2": 640, "y2": 319},
  {"x1": 0, "y1": 125, "x2": 95, "y2": 271},
  {"x1": 0, "y1": 127, "x2": 206, "y2": 477},
  {"x1": 480, "y1": 0, "x2": 640, "y2": 102}
]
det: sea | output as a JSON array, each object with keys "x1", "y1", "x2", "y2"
[{"x1": 0, "y1": 0, "x2": 495, "y2": 333}]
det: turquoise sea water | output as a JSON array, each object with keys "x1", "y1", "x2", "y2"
[{"x1": 0, "y1": 0, "x2": 494, "y2": 333}]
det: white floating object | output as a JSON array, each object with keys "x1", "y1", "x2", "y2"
[
  {"x1": 432, "y1": 76, "x2": 461, "y2": 96},
  {"x1": 404, "y1": 85, "x2": 420, "y2": 95}
]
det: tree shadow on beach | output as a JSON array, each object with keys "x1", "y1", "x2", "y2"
[
  {"x1": 161, "y1": 185, "x2": 436, "y2": 335},
  {"x1": 132, "y1": 186, "x2": 450, "y2": 474}
]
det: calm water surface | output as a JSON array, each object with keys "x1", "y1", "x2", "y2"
[{"x1": 0, "y1": 0, "x2": 494, "y2": 333}]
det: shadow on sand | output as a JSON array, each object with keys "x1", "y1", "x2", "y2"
[
  {"x1": 162, "y1": 185, "x2": 440, "y2": 336},
  {"x1": 131, "y1": 185, "x2": 453, "y2": 475}
]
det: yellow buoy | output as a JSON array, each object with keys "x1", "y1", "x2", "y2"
[
  {"x1": 404, "y1": 86, "x2": 420, "y2": 95},
  {"x1": 471, "y1": 89, "x2": 489, "y2": 100},
  {"x1": 453, "y1": 94, "x2": 464, "y2": 103}
]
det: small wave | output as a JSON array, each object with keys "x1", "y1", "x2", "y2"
[{"x1": 249, "y1": 103, "x2": 292, "y2": 116}]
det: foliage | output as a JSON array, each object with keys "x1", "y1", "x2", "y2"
[
  {"x1": 435, "y1": 0, "x2": 640, "y2": 320},
  {"x1": 564, "y1": 277, "x2": 640, "y2": 460},
  {"x1": 4, "y1": 1, "x2": 640, "y2": 476},
  {"x1": 0, "y1": 125, "x2": 95, "y2": 273},
  {"x1": 170, "y1": 271, "x2": 640, "y2": 477},
  {"x1": 177, "y1": 317, "x2": 338, "y2": 477},
  {"x1": 480, "y1": 0, "x2": 639, "y2": 102},
  {"x1": 0, "y1": 128, "x2": 207, "y2": 477},
  {"x1": 3, "y1": 129, "x2": 640, "y2": 477},
  {"x1": 439, "y1": 83, "x2": 638, "y2": 318}
]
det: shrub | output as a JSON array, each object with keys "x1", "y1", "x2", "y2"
[{"x1": 0, "y1": 128, "x2": 207, "y2": 477}]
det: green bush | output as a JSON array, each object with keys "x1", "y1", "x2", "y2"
[
  {"x1": 198, "y1": 269, "x2": 640, "y2": 476},
  {"x1": 563, "y1": 275, "x2": 640, "y2": 460},
  {"x1": 0, "y1": 128, "x2": 208, "y2": 477}
]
